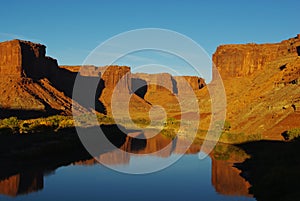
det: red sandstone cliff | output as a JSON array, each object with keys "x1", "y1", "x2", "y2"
[
  {"x1": 0, "y1": 39, "x2": 88, "y2": 118},
  {"x1": 209, "y1": 34, "x2": 300, "y2": 138},
  {"x1": 173, "y1": 76, "x2": 206, "y2": 95},
  {"x1": 213, "y1": 34, "x2": 300, "y2": 79}
]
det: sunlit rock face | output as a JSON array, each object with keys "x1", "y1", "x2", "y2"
[
  {"x1": 213, "y1": 34, "x2": 300, "y2": 79},
  {"x1": 0, "y1": 39, "x2": 58, "y2": 80},
  {"x1": 173, "y1": 76, "x2": 205, "y2": 95}
]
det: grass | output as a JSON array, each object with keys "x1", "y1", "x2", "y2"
[{"x1": 212, "y1": 143, "x2": 249, "y2": 161}]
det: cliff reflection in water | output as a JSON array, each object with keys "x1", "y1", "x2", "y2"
[
  {"x1": 0, "y1": 172, "x2": 43, "y2": 197},
  {"x1": 0, "y1": 125, "x2": 252, "y2": 198},
  {"x1": 211, "y1": 144, "x2": 252, "y2": 197}
]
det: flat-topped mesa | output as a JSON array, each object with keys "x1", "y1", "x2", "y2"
[
  {"x1": 173, "y1": 76, "x2": 206, "y2": 95},
  {"x1": 99, "y1": 66, "x2": 132, "y2": 94},
  {"x1": 0, "y1": 39, "x2": 58, "y2": 80},
  {"x1": 132, "y1": 73, "x2": 174, "y2": 95},
  {"x1": 60, "y1": 65, "x2": 101, "y2": 77},
  {"x1": 213, "y1": 34, "x2": 300, "y2": 79},
  {"x1": 132, "y1": 73, "x2": 206, "y2": 99},
  {"x1": 63, "y1": 65, "x2": 132, "y2": 92}
]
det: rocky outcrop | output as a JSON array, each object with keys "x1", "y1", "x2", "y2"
[
  {"x1": 173, "y1": 76, "x2": 206, "y2": 95},
  {"x1": 0, "y1": 39, "x2": 58, "y2": 80},
  {"x1": 209, "y1": 34, "x2": 300, "y2": 138},
  {"x1": 274, "y1": 57, "x2": 300, "y2": 86},
  {"x1": 132, "y1": 73, "x2": 174, "y2": 95},
  {"x1": 0, "y1": 40, "x2": 22, "y2": 78},
  {"x1": 60, "y1": 65, "x2": 101, "y2": 77},
  {"x1": 213, "y1": 34, "x2": 300, "y2": 79},
  {"x1": 0, "y1": 40, "x2": 88, "y2": 118},
  {"x1": 99, "y1": 66, "x2": 132, "y2": 94},
  {"x1": 132, "y1": 73, "x2": 206, "y2": 96}
]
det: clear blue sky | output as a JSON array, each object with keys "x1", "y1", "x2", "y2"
[{"x1": 0, "y1": 0, "x2": 299, "y2": 78}]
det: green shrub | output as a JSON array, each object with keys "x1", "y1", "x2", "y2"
[
  {"x1": 219, "y1": 132, "x2": 261, "y2": 143},
  {"x1": 282, "y1": 128, "x2": 300, "y2": 141},
  {"x1": 161, "y1": 129, "x2": 177, "y2": 139},
  {"x1": 213, "y1": 144, "x2": 249, "y2": 161},
  {"x1": 0, "y1": 117, "x2": 19, "y2": 133},
  {"x1": 224, "y1": 120, "x2": 231, "y2": 131},
  {"x1": 132, "y1": 118, "x2": 150, "y2": 126}
]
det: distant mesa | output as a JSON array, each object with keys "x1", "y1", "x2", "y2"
[{"x1": 0, "y1": 39, "x2": 206, "y2": 119}]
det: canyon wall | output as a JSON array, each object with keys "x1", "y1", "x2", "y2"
[
  {"x1": 0, "y1": 40, "x2": 22, "y2": 78},
  {"x1": 213, "y1": 34, "x2": 300, "y2": 79},
  {"x1": 211, "y1": 34, "x2": 300, "y2": 137},
  {"x1": 132, "y1": 73, "x2": 206, "y2": 96},
  {"x1": 0, "y1": 40, "x2": 89, "y2": 117},
  {"x1": 173, "y1": 76, "x2": 206, "y2": 95},
  {"x1": 0, "y1": 39, "x2": 58, "y2": 80}
]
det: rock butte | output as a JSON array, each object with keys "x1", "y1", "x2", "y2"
[
  {"x1": 0, "y1": 39, "x2": 205, "y2": 119},
  {"x1": 0, "y1": 35, "x2": 300, "y2": 139}
]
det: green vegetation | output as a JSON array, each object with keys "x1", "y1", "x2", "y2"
[
  {"x1": 0, "y1": 114, "x2": 117, "y2": 135},
  {"x1": 213, "y1": 143, "x2": 249, "y2": 161},
  {"x1": 194, "y1": 128, "x2": 262, "y2": 144},
  {"x1": 160, "y1": 128, "x2": 177, "y2": 139},
  {"x1": 219, "y1": 132, "x2": 262, "y2": 144},
  {"x1": 282, "y1": 128, "x2": 300, "y2": 141},
  {"x1": 214, "y1": 120, "x2": 231, "y2": 131},
  {"x1": 0, "y1": 117, "x2": 19, "y2": 133},
  {"x1": 132, "y1": 118, "x2": 151, "y2": 127},
  {"x1": 0, "y1": 114, "x2": 261, "y2": 144},
  {"x1": 223, "y1": 120, "x2": 231, "y2": 131}
]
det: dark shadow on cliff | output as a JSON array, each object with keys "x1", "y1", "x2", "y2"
[
  {"x1": 131, "y1": 78, "x2": 148, "y2": 99},
  {"x1": 171, "y1": 77, "x2": 178, "y2": 94},
  {"x1": 296, "y1": 46, "x2": 300, "y2": 56},
  {"x1": 46, "y1": 67, "x2": 106, "y2": 114},
  {"x1": 235, "y1": 138, "x2": 300, "y2": 201},
  {"x1": 0, "y1": 108, "x2": 61, "y2": 120}
]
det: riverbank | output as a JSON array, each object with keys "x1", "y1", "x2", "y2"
[{"x1": 235, "y1": 138, "x2": 300, "y2": 201}]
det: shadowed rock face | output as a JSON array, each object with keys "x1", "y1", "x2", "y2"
[
  {"x1": 213, "y1": 35, "x2": 300, "y2": 79},
  {"x1": 173, "y1": 76, "x2": 206, "y2": 95},
  {"x1": 132, "y1": 73, "x2": 206, "y2": 96},
  {"x1": 0, "y1": 40, "x2": 88, "y2": 118},
  {"x1": 0, "y1": 39, "x2": 57, "y2": 80},
  {"x1": 132, "y1": 73, "x2": 174, "y2": 94}
]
